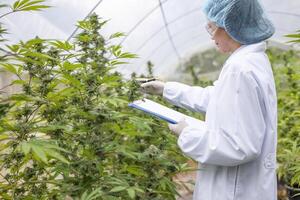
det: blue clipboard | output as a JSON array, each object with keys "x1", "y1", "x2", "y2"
[{"x1": 128, "y1": 98, "x2": 204, "y2": 127}]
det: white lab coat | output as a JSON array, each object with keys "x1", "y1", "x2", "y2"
[{"x1": 163, "y1": 42, "x2": 277, "y2": 200}]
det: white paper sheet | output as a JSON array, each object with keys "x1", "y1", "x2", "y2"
[{"x1": 128, "y1": 98, "x2": 204, "y2": 126}]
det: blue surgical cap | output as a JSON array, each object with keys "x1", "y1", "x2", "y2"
[{"x1": 202, "y1": 0, "x2": 275, "y2": 44}]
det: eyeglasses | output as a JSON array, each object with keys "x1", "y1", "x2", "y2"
[{"x1": 205, "y1": 22, "x2": 218, "y2": 36}]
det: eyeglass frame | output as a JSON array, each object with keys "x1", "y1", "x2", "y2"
[{"x1": 205, "y1": 22, "x2": 219, "y2": 36}]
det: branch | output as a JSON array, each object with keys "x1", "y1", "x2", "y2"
[
  {"x1": 285, "y1": 184, "x2": 300, "y2": 192},
  {"x1": 26, "y1": 180, "x2": 62, "y2": 185},
  {"x1": 0, "y1": 83, "x2": 13, "y2": 91},
  {"x1": 0, "y1": 11, "x2": 15, "y2": 19},
  {"x1": 0, "y1": 137, "x2": 15, "y2": 142},
  {"x1": 0, "y1": 172, "x2": 12, "y2": 185},
  {"x1": 0, "y1": 47, "x2": 19, "y2": 61},
  {"x1": 26, "y1": 105, "x2": 42, "y2": 123}
]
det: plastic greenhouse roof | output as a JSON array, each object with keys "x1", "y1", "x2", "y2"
[{"x1": 1, "y1": 0, "x2": 300, "y2": 77}]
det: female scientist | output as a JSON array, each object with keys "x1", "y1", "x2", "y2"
[{"x1": 141, "y1": 0, "x2": 277, "y2": 199}]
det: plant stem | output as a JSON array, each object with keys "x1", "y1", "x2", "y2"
[
  {"x1": 285, "y1": 184, "x2": 300, "y2": 192},
  {"x1": 0, "y1": 47, "x2": 20, "y2": 59},
  {"x1": 0, "y1": 11, "x2": 15, "y2": 19},
  {"x1": 0, "y1": 137, "x2": 15, "y2": 142},
  {"x1": 0, "y1": 83, "x2": 13, "y2": 91},
  {"x1": 26, "y1": 180, "x2": 62, "y2": 185},
  {"x1": 26, "y1": 105, "x2": 42, "y2": 123}
]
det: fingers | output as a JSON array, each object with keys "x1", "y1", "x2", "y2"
[
  {"x1": 140, "y1": 82, "x2": 156, "y2": 94},
  {"x1": 140, "y1": 81, "x2": 155, "y2": 89},
  {"x1": 178, "y1": 117, "x2": 186, "y2": 124},
  {"x1": 140, "y1": 81, "x2": 164, "y2": 95},
  {"x1": 168, "y1": 123, "x2": 176, "y2": 132},
  {"x1": 168, "y1": 118, "x2": 188, "y2": 136}
]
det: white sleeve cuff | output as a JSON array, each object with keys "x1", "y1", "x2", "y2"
[
  {"x1": 177, "y1": 123, "x2": 206, "y2": 152},
  {"x1": 163, "y1": 82, "x2": 189, "y2": 103}
]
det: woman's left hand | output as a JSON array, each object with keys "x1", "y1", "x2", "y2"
[{"x1": 168, "y1": 119, "x2": 188, "y2": 136}]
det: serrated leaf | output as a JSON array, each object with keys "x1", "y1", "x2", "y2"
[
  {"x1": 0, "y1": 143, "x2": 10, "y2": 152},
  {"x1": 19, "y1": 139, "x2": 69, "y2": 164},
  {"x1": 13, "y1": 0, "x2": 27, "y2": 10},
  {"x1": 111, "y1": 45, "x2": 122, "y2": 57},
  {"x1": 118, "y1": 52, "x2": 138, "y2": 59},
  {"x1": 77, "y1": 21, "x2": 92, "y2": 31},
  {"x1": 0, "y1": 134, "x2": 9, "y2": 142},
  {"x1": 285, "y1": 33, "x2": 300, "y2": 38},
  {"x1": 45, "y1": 149, "x2": 69, "y2": 164},
  {"x1": 6, "y1": 44, "x2": 20, "y2": 53},
  {"x1": 13, "y1": 0, "x2": 50, "y2": 11},
  {"x1": 0, "y1": 63, "x2": 17, "y2": 74},
  {"x1": 25, "y1": 38, "x2": 45, "y2": 47},
  {"x1": 23, "y1": 51, "x2": 55, "y2": 60},
  {"x1": 109, "y1": 32, "x2": 125, "y2": 39},
  {"x1": 78, "y1": 34, "x2": 91, "y2": 42},
  {"x1": 126, "y1": 165, "x2": 145, "y2": 176},
  {"x1": 62, "y1": 61, "x2": 83, "y2": 70},
  {"x1": 62, "y1": 74, "x2": 82, "y2": 87},
  {"x1": 20, "y1": 5, "x2": 50, "y2": 11},
  {"x1": 287, "y1": 39, "x2": 300, "y2": 43},
  {"x1": 9, "y1": 94, "x2": 33, "y2": 101},
  {"x1": 80, "y1": 188, "x2": 103, "y2": 200},
  {"x1": 109, "y1": 60, "x2": 128, "y2": 66},
  {"x1": 10, "y1": 94, "x2": 33, "y2": 101},
  {"x1": 20, "y1": 142, "x2": 31, "y2": 154},
  {"x1": 110, "y1": 186, "x2": 127, "y2": 193},
  {"x1": 49, "y1": 40, "x2": 74, "y2": 51},
  {"x1": 11, "y1": 80, "x2": 26, "y2": 85},
  {"x1": 32, "y1": 145, "x2": 48, "y2": 163},
  {"x1": 126, "y1": 188, "x2": 135, "y2": 199}
]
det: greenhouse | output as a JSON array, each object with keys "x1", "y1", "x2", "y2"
[{"x1": 0, "y1": 0, "x2": 299, "y2": 199}]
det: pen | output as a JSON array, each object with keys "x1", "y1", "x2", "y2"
[{"x1": 135, "y1": 78, "x2": 157, "y2": 84}]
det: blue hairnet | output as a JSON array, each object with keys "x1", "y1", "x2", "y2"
[{"x1": 202, "y1": 0, "x2": 275, "y2": 44}]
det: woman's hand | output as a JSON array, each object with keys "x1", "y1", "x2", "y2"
[
  {"x1": 140, "y1": 81, "x2": 165, "y2": 95},
  {"x1": 168, "y1": 119, "x2": 188, "y2": 136}
]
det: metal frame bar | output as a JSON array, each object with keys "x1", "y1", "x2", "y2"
[
  {"x1": 64, "y1": 1, "x2": 300, "y2": 70},
  {"x1": 135, "y1": 7, "x2": 202, "y2": 52},
  {"x1": 67, "y1": 0, "x2": 104, "y2": 41},
  {"x1": 267, "y1": 10, "x2": 300, "y2": 18},
  {"x1": 158, "y1": 0, "x2": 181, "y2": 62},
  {"x1": 119, "y1": 0, "x2": 169, "y2": 45}
]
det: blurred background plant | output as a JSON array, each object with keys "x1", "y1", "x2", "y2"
[{"x1": 272, "y1": 30, "x2": 300, "y2": 200}]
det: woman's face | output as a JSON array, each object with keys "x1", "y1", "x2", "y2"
[{"x1": 206, "y1": 22, "x2": 241, "y2": 53}]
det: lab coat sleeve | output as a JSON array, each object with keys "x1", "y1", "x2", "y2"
[
  {"x1": 177, "y1": 71, "x2": 266, "y2": 166},
  {"x1": 163, "y1": 81, "x2": 217, "y2": 113}
]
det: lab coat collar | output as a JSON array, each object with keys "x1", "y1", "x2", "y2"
[
  {"x1": 220, "y1": 42, "x2": 267, "y2": 76},
  {"x1": 226, "y1": 42, "x2": 267, "y2": 63}
]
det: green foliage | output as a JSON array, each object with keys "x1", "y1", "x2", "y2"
[
  {"x1": 80, "y1": 188, "x2": 103, "y2": 200},
  {"x1": 177, "y1": 48, "x2": 228, "y2": 84},
  {"x1": 0, "y1": 4, "x2": 187, "y2": 200},
  {"x1": 285, "y1": 30, "x2": 300, "y2": 43},
  {"x1": 0, "y1": 0, "x2": 49, "y2": 22},
  {"x1": 19, "y1": 139, "x2": 69, "y2": 164},
  {"x1": 0, "y1": 24, "x2": 7, "y2": 43},
  {"x1": 267, "y1": 34, "x2": 300, "y2": 191},
  {"x1": 12, "y1": 0, "x2": 50, "y2": 12}
]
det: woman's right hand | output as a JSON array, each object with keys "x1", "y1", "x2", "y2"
[{"x1": 140, "y1": 81, "x2": 165, "y2": 95}]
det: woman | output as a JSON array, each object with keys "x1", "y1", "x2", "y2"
[{"x1": 141, "y1": 0, "x2": 277, "y2": 199}]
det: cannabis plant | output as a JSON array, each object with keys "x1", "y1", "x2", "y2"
[{"x1": 0, "y1": 1, "x2": 187, "y2": 199}]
